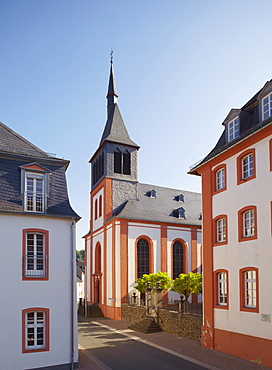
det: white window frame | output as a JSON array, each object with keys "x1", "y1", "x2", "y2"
[
  {"x1": 228, "y1": 117, "x2": 239, "y2": 142},
  {"x1": 242, "y1": 154, "x2": 253, "y2": 179},
  {"x1": 218, "y1": 272, "x2": 227, "y2": 306},
  {"x1": 216, "y1": 168, "x2": 225, "y2": 190},
  {"x1": 25, "y1": 311, "x2": 46, "y2": 350},
  {"x1": 243, "y1": 210, "x2": 255, "y2": 237},
  {"x1": 217, "y1": 218, "x2": 226, "y2": 242},
  {"x1": 24, "y1": 172, "x2": 45, "y2": 213},
  {"x1": 244, "y1": 270, "x2": 257, "y2": 308},
  {"x1": 24, "y1": 233, "x2": 47, "y2": 277},
  {"x1": 262, "y1": 92, "x2": 272, "y2": 121}
]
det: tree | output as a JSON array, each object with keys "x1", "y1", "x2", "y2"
[
  {"x1": 135, "y1": 271, "x2": 173, "y2": 293},
  {"x1": 171, "y1": 272, "x2": 202, "y2": 312},
  {"x1": 76, "y1": 249, "x2": 84, "y2": 260}
]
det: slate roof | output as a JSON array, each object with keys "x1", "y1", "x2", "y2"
[
  {"x1": 189, "y1": 80, "x2": 272, "y2": 175},
  {"x1": 0, "y1": 122, "x2": 80, "y2": 219},
  {"x1": 113, "y1": 183, "x2": 202, "y2": 226}
]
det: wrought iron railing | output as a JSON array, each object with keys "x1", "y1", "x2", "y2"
[{"x1": 23, "y1": 255, "x2": 48, "y2": 277}]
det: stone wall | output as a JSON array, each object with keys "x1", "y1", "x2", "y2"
[{"x1": 122, "y1": 305, "x2": 201, "y2": 341}]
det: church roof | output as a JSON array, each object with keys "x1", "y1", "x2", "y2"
[{"x1": 113, "y1": 183, "x2": 202, "y2": 226}]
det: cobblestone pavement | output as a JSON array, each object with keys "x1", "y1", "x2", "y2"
[{"x1": 77, "y1": 316, "x2": 270, "y2": 370}]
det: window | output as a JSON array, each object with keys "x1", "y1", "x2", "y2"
[
  {"x1": 213, "y1": 215, "x2": 228, "y2": 245},
  {"x1": 172, "y1": 240, "x2": 185, "y2": 279},
  {"x1": 22, "y1": 308, "x2": 49, "y2": 353},
  {"x1": 149, "y1": 190, "x2": 156, "y2": 198},
  {"x1": 137, "y1": 238, "x2": 150, "y2": 278},
  {"x1": 25, "y1": 173, "x2": 45, "y2": 212},
  {"x1": 242, "y1": 154, "x2": 253, "y2": 179},
  {"x1": 95, "y1": 243, "x2": 101, "y2": 273},
  {"x1": 237, "y1": 149, "x2": 256, "y2": 185},
  {"x1": 217, "y1": 218, "x2": 226, "y2": 243},
  {"x1": 212, "y1": 164, "x2": 227, "y2": 194},
  {"x1": 99, "y1": 195, "x2": 102, "y2": 218},
  {"x1": 240, "y1": 267, "x2": 259, "y2": 312},
  {"x1": 92, "y1": 152, "x2": 104, "y2": 185},
  {"x1": 175, "y1": 194, "x2": 184, "y2": 202},
  {"x1": 238, "y1": 206, "x2": 257, "y2": 242},
  {"x1": 114, "y1": 148, "x2": 131, "y2": 175},
  {"x1": 262, "y1": 92, "x2": 272, "y2": 120},
  {"x1": 22, "y1": 229, "x2": 49, "y2": 280},
  {"x1": 228, "y1": 117, "x2": 239, "y2": 142},
  {"x1": 214, "y1": 270, "x2": 228, "y2": 309}
]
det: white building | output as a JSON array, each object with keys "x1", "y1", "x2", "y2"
[
  {"x1": 189, "y1": 80, "x2": 272, "y2": 367},
  {"x1": 84, "y1": 61, "x2": 202, "y2": 320},
  {"x1": 0, "y1": 122, "x2": 80, "y2": 370}
]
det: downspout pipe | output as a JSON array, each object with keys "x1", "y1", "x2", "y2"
[{"x1": 71, "y1": 218, "x2": 76, "y2": 370}]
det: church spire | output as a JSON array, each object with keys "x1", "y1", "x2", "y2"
[{"x1": 106, "y1": 53, "x2": 118, "y2": 107}]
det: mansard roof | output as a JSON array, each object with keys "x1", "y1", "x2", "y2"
[
  {"x1": 113, "y1": 183, "x2": 201, "y2": 226},
  {"x1": 0, "y1": 122, "x2": 80, "y2": 219},
  {"x1": 189, "y1": 79, "x2": 272, "y2": 175}
]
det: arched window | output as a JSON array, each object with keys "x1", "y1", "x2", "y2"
[
  {"x1": 95, "y1": 244, "x2": 101, "y2": 273},
  {"x1": 99, "y1": 195, "x2": 102, "y2": 218},
  {"x1": 94, "y1": 199, "x2": 98, "y2": 220},
  {"x1": 123, "y1": 150, "x2": 131, "y2": 175},
  {"x1": 137, "y1": 239, "x2": 149, "y2": 278},
  {"x1": 172, "y1": 240, "x2": 184, "y2": 279},
  {"x1": 114, "y1": 149, "x2": 122, "y2": 174}
]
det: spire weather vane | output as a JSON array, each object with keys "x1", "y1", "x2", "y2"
[{"x1": 110, "y1": 48, "x2": 114, "y2": 64}]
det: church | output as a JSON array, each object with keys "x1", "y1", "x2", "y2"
[{"x1": 84, "y1": 61, "x2": 202, "y2": 320}]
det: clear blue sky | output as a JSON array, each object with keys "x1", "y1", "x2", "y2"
[{"x1": 1, "y1": 0, "x2": 272, "y2": 249}]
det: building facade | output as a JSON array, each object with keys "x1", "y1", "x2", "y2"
[
  {"x1": 189, "y1": 80, "x2": 272, "y2": 367},
  {"x1": 84, "y1": 62, "x2": 202, "y2": 320},
  {"x1": 0, "y1": 122, "x2": 80, "y2": 370}
]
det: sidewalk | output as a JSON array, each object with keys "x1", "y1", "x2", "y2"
[{"x1": 77, "y1": 316, "x2": 269, "y2": 370}]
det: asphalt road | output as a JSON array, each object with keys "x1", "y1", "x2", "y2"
[{"x1": 78, "y1": 321, "x2": 213, "y2": 370}]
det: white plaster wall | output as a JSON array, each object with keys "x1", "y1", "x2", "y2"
[
  {"x1": 212, "y1": 135, "x2": 272, "y2": 340},
  {"x1": 127, "y1": 223, "x2": 160, "y2": 295},
  {"x1": 85, "y1": 237, "x2": 91, "y2": 302},
  {"x1": 115, "y1": 222, "x2": 121, "y2": 307},
  {"x1": 0, "y1": 214, "x2": 78, "y2": 370},
  {"x1": 106, "y1": 225, "x2": 113, "y2": 303},
  {"x1": 93, "y1": 188, "x2": 104, "y2": 232}
]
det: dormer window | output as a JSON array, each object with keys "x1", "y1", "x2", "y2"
[
  {"x1": 228, "y1": 117, "x2": 239, "y2": 142},
  {"x1": 149, "y1": 190, "x2": 156, "y2": 198},
  {"x1": 262, "y1": 92, "x2": 272, "y2": 121},
  {"x1": 176, "y1": 194, "x2": 184, "y2": 202},
  {"x1": 25, "y1": 173, "x2": 45, "y2": 212},
  {"x1": 176, "y1": 207, "x2": 185, "y2": 219},
  {"x1": 20, "y1": 163, "x2": 50, "y2": 213}
]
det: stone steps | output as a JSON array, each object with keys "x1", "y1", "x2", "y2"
[
  {"x1": 128, "y1": 317, "x2": 162, "y2": 334},
  {"x1": 87, "y1": 304, "x2": 104, "y2": 318}
]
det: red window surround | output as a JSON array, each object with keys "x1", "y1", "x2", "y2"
[
  {"x1": 212, "y1": 164, "x2": 227, "y2": 195},
  {"x1": 213, "y1": 215, "x2": 228, "y2": 246},
  {"x1": 213, "y1": 269, "x2": 229, "y2": 310},
  {"x1": 239, "y1": 267, "x2": 259, "y2": 313},
  {"x1": 238, "y1": 205, "x2": 257, "y2": 242},
  {"x1": 22, "y1": 307, "x2": 50, "y2": 353},
  {"x1": 237, "y1": 148, "x2": 256, "y2": 185},
  {"x1": 22, "y1": 229, "x2": 49, "y2": 281},
  {"x1": 135, "y1": 236, "x2": 154, "y2": 280},
  {"x1": 171, "y1": 238, "x2": 188, "y2": 279}
]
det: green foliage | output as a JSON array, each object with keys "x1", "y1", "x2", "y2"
[
  {"x1": 76, "y1": 249, "x2": 84, "y2": 260},
  {"x1": 171, "y1": 272, "x2": 202, "y2": 301},
  {"x1": 135, "y1": 271, "x2": 173, "y2": 293}
]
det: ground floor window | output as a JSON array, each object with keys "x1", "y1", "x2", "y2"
[{"x1": 22, "y1": 308, "x2": 49, "y2": 353}]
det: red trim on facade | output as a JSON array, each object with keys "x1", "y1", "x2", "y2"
[
  {"x1": 213, "y1": 328, "x2": 272, "y2": 367},
  {"x1": 213, "y1": 214, "x2": 228, "y2": 246},
  {"x1": 236, "y1": 148, "x2": 256, "y2": 185},
  {"x1": 160, "y1": 225, "x2": 167, "y2": 272},
  {"x1": 269, "y1": 138, "x2": 272, "y2": 172},
  {"x1": 134, "y1": 235, "x2": 154, "y2": 281},
  {"x1": 213, "y1": 269, "x2": 229, "y2": 310},
  {"x1": 120, "y1": 220, "x2": 128, "y2": 304},
  {"x1": 22, "y1": 229, "x2": 49, "y2": 281},
  {"x1": 22, "y1": 307, "x2": 50, "y2": 354},
  {"x1": 239, "y1": 267, "x2": 259, "y2": 313},
  {"x1": 238, "y1": 205, "x2": 257, "y2": 242}
]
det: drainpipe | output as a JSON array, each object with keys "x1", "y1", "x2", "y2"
[{"x1": 71, "y1": 218, "x2": 76, "y2": 370}]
